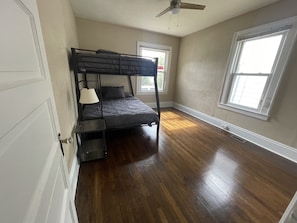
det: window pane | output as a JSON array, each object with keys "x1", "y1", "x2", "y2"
[
  {"x1": 236, "y1": 34, "x2": 283, "y2": 74},
  {"x1": 140, "y1": 72, "x2": 164, "y2": 91},
  {"x1": 229, "y1": 75, "x2": 268, "y2": 109},
  {"x1": 157, "y1": 72, "x2": 164, "y2": 90},
  {"x1": 140, "y1": 48, "x2": 167, "y2": 91},
  {"x1": 141, "y1": 76, "x2": 154, "y2": 90},
  {"x1": 141, "y1": 49, "x2": 166, "y2": 67}
]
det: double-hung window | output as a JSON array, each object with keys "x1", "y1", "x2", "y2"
[
  {"x1": 219, "y1": 16, "x2": 297, "y2": 120},
  {"x1": 137, "y1": 41, "x2": 171, "y2": 94}
]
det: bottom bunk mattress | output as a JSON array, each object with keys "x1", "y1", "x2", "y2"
[{"x1": 82, "y1": 96, "x2": 159, "y2": 129}]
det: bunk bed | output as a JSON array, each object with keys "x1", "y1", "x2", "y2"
[{"x1": 71, "y1": 48, "x2": 160, "y2": 135}]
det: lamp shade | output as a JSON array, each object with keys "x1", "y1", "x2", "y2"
[{"x1": 79, "y1": 88, "x2": 99, "y2": 104}]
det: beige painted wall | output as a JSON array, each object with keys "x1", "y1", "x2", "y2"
[
  {"x1": 37, "y1": 0, "x2": 79, "y2": 170},
  {"x1": 76, "y1": 18, "x2": 180, "y2": 104},
  {"x1": 176, "y1": 0, "x2": 297, "y2": 149}
]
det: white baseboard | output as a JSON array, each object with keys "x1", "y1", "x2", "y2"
[
  {"x1": 173, "y1": 103, "x2": 297, "y2": 164},
  {"x1": 69, "y1": 148, "x2": 80, "y2": 201},
  {"x1": 279, "y1": 191, "x2": 297, "y2": 222}
]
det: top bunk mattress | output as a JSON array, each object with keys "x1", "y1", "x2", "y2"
[
  {"x1": 72, "y1": 48, "x2": 158, "y2": 76},
  {"x1": 82, "y1": 96, "x2": 159, "y2": 129}
]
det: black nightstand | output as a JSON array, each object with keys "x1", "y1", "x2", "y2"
[{"x1": 75, "y1": 119, "x2": 107, "y2": 162}]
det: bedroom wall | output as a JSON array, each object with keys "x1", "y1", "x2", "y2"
[
  {"x1": 175, "y1": 0, "x2": 297, "y2": 149},
  {"x1": 37, "y1": 0, "x2": 79, "y2": 170},
  {"x1": 76, "y1": 18, "x2": 180, "y2": 104}
]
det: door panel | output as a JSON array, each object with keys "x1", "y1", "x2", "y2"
[
  {"x1": 0, "y1": 0, "x2": 78, "y2": 222},
  {"x1": 0, "y1": 0, "x2": 45, "y2": 88},
  {"x1": 0, "y1": 102, "x2": 57, "y2": 222}
]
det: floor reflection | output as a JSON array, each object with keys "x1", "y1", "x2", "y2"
[
  {"x1": 161, "y1": 111, "x2": 197, "y2": 131},
  {"x1": 197, "y1": 149, "x2": 238, "y2": 209}
]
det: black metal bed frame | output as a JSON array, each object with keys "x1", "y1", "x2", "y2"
[{"x1": 71, "y1": 48, "x2": 161, "y2": 135}]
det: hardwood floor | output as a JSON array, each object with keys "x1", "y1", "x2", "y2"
[{"x1": 75, "y1": 108, "x2": 297, "y2": 223}]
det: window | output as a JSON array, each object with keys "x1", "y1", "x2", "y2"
[
  {"x1": 137, "y1": 42, "x2": 172, "y2": 94},
  {"x1": 219, "y1": 16, "x2": 297, "y2": 120}
]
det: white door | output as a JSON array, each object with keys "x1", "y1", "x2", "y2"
[{"x1": 0, "y1": 0, "x2": 78, "y2": 222}]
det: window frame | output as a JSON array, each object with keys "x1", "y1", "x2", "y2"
[
  {"x1": 219, "y1": 16, "x2": 297, "y2": 120},
  {"x1": 136, "y1": 41, "x2": 172, "y2": 95}
]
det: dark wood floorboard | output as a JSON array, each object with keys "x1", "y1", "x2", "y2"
[{"x1": 75, "y1": 108, "x2": 297, "y2": 223}]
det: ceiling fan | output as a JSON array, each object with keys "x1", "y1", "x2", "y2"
[{"x1": 156, "y1": 0, "x2": 206, "y2": 17}]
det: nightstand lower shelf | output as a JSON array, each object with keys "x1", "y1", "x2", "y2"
[{"x1": 79, "y1": 138, "x2": 107, "y2": 162}]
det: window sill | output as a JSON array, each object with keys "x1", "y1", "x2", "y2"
[
  {"x1": 218, "y1": 103, "x2": 269, "y2": 121},
  {"x1": 136, "y1": 90, "x2": 167, "y2": 95}
]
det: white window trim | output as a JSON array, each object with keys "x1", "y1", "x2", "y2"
[
  {"x1": 219, "y1": 16, "x2": 297, "y2": 120},
  {"x1": 136, "y1": 41, "x2": 172, "y2": 95}
]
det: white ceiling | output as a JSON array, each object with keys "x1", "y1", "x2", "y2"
[{"x1": 70, "y1": 0, "x2": 280, "y2": 37}]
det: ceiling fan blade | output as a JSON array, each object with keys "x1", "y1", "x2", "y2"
[
  {"x1": 156, "y1": 7, "x2": 172, "y2": 17},
  {"x1": 180, "y1": 2, "x2": 206, "y2": 10}
]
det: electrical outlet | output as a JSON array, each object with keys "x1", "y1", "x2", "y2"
[{"x1": 221, "y1": 124, "x2": 229, "y2": 131}]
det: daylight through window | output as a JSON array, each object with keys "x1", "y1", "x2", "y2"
[
  {"x1": 219, "y1": 16, "x2": 297, "y2": 120},
  {"x1": 228, "y1": 33, "x2": 283, "y2": 109},
  {"x1": 137, "y1": 42, "x2": 171, "y2": 93}
]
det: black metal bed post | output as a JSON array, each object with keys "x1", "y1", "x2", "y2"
[
  {"x1": 154, "y1": 58, "x2": 161, "y2": 136},
  {"x1": 98, "y1": 74, "x2": 103, "y2": 118},
  {"x1": 71, "y1": 48, "x2": 82, "y2": 121},
  {"x1": 127, "y1": 75, "x2": 134, "y2": 96}
]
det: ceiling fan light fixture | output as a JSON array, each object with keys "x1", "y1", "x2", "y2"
[
  {"x1": 170, "y1": 7, "x2": 180, "y2": 14},
  {"x1": 156, "y1": 0, "x2": 205, "y2": 17}
]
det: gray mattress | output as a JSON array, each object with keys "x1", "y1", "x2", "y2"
[
  {"x1": 82, "y1": 96, "x2": 159, "y2": 129},
  {"x1": 76, "y1": 53, "x2": 157, "y2": 76}
]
